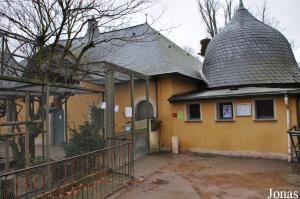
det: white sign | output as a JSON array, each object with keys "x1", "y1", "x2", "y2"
[
  {"x1": 100, "y1": 102, "x2": 106, "y2": 109},
  {"x1": 125, "y1": 107, "x2": 132, "y2": 117},
  {"x1": 114, "y1": 105, "x2": 119, "y2": 112},
  {"x1": 223, "y1": 105, "x2": 232, "y2": 118},
  {"x1": 236, "y1": 103, "x2": 252, "y2": 116}
]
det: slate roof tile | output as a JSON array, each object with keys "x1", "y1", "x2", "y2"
[
  {"x1": 203, "y1": 6, "x2": 300, "y2": 88},
  {"x1": 70, "y1": 23, "x2": 204, "y2": 81}
]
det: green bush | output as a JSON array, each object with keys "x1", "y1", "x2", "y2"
[
  {"x1": 64, "y1": 121, "x2": 104, "y2": 157},
  {"x1": 64, "y1": 104, "x2": 105, "y2": 157}
]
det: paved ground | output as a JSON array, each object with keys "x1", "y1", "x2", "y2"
[{"x1": 110, "y1": 153, "x2": 300, "y2": 199}]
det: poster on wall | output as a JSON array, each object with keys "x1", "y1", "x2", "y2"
[
  {"x1": 236, "y1": 103, "x2": 252, "y2": 116},
  {"x1": 125, "y1": 107, "x2": 132, "y2": 117},
  {"x1": 223, "y1": 105, "x2": 232, "y2": 118}
]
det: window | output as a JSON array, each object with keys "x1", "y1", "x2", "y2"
[
  {"x1": 186, "y1": 103, "x2": 201, "y2": 121},
  {"x1": 255, "y1": 99, "x2": 275, "y2": 119},
  {"x1": 217, "y1": 102, "x2": 233, "y2": 120}
]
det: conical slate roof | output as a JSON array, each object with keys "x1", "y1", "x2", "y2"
[{"x1": 203, "y1": 1, "x2": 300, "y2": 88}]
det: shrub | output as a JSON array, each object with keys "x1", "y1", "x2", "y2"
[
  {"x1": 64, "y1": 104, "x2": 105, "y2": 157},
  {"x1": 64, "y1": 121, "x2": 104, "y2": 157}
]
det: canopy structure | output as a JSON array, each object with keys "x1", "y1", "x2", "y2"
[{"x1": 0, "y1": 31, "x2": 151, "y2": 175}]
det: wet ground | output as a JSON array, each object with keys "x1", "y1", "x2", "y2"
[{"x1": 110, "y1": 153, "x2": 300, "y2": 199}]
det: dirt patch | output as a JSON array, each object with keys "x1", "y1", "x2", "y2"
[
  {"x1": 174, "y1": 159, "x2": 207, "y2": 175},
  {"x1": 172, "y1": 155, "x2": 300, "y2": 199},
  {"x1": 109, "y1": 154, "x2": 300, "y2": 199}
]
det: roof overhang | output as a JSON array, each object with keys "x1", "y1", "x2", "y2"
[{"x1": 169, "y1": 87, "x2": 300, "y2": 103}]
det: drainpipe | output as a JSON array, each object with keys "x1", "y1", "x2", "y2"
[{"x1": 284, "y1": 94, "x2": 292, "y2": 162}]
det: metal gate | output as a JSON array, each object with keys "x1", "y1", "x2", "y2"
[{"x1": 134, "y1": 129, "x2": 149, "y2": 158}]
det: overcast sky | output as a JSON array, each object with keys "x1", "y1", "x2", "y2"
[{"x1": 133, "y1": 0, "x2": 300, "y2": 62}]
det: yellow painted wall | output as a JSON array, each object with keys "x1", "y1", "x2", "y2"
[
  {"x1": 114, "y1": 80, "x2": 157, "y2": 133},
  {"x1": 2, "y1": 75, "x2": 296, "y2": 157},
  {"x1": 157, "y1": 76, "x2": 200, "y2": 149},
  {"x1": 67, "y1": 81, "x2": 103, "y2": 136},
  {"x1": 67, "y1": 75, "x2": 199, "y2": 139},
  {"x1": 169, "y1": 96, "x2": 297, "y2": 154}
]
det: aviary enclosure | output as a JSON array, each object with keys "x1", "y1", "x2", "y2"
[{"x1": 0, "y1": 33, "x2": 151, "y2": 198}]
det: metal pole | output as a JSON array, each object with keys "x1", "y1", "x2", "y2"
[
  {"x1": 45, "y1": 84, "x2": 50, "y2": 162},
  {"x1": 25, "y1": 92, "x2": 30, "y2": 167},
  {"x1": 45, "y1": 83, "x2": 51, "y2": 188},
  {"x1": 130, "y1": 75, "x2": 135, "y2": 177},
  {"x1": 41, "y1": 85, "x2": 45, "y2": 161}
]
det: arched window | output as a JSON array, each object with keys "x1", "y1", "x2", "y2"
[{"x1": 135, "y1": 100, "x2": 154, "y2": 121}]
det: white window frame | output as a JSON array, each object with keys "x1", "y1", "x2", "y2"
[
  {"x1": 185, "y1": 102, "x2": 202, "y2": 122},
  {"x1": 253, "y1": 98, "x2": 276, "y2": 121}
]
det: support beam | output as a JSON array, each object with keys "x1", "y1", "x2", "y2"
[
  {"x1": 4, "y1": 137, "x2": 9, "y2": 171},
  {"x1": 146, "y1": 78, "x2": 150, "y2": 153},
  {"x1": 130, "y1": 75, "x2": 135, "y2": 176},
  {"x1": 64, "y1": 97, "x2": 68, "y2": 143},
  {"x1": 105, "y1": 70, "x2": 115, "y2": 139},
  {"x1": 45, "y1": 84, "x2": 50, "y2": 162},
  {"x1": 130, "y1": 75, "x2": 135, "y2": 139},
  {"x1": 41, "y1": 86, "x2": 45, "y2": 161},
  {"x1": 24, "y1": 92, "x2": 30, "y2": 167},
  {"x1": 1, "y1": 36, "x2": 5, "y2": 75}
]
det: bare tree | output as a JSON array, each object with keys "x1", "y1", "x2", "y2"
[
  {"x1": 261, "y1": 0, "x2": 267, "y2": 24},
  {"x1": 0, "y1": 0, "x2": 156, "y2": 167},
  {"x1": 224, "y1": 0, "x2": 234, "y2": 26},
  {"x1": 197, "y1": 0, "x2": 219, "y2": 38},
  {"x1": 197, "y1": 0, "x2": 235, "y2": 38},
  {"x1": 0, "y1": 0, "x2": 155, "y2": 81}
]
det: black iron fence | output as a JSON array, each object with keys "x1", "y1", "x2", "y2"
[{"x1": 0, "y1": 138, "x2": 133, "y2": 199}]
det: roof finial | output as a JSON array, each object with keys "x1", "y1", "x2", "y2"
[
  {"x1": 145, "y1": 13, "x2": 148, "y2": 23},
  {"x1": 239, "y1": 0, "x2": 245, "y2": 9}
]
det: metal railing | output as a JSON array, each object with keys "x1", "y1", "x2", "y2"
[
  {"x1": 0, "y1": 138, "x2": 134, "y2": 199},
  {"x1": 288, "y1": 126, "x2": 300, "y2": 162}
]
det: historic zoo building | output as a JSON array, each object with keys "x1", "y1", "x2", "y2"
[
  {"x1": 6, "y1": 0, "x2": 298, "y2": 162},
  {"x1": 60, "y1": 0, "x2": 300, "y2": 162}
]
